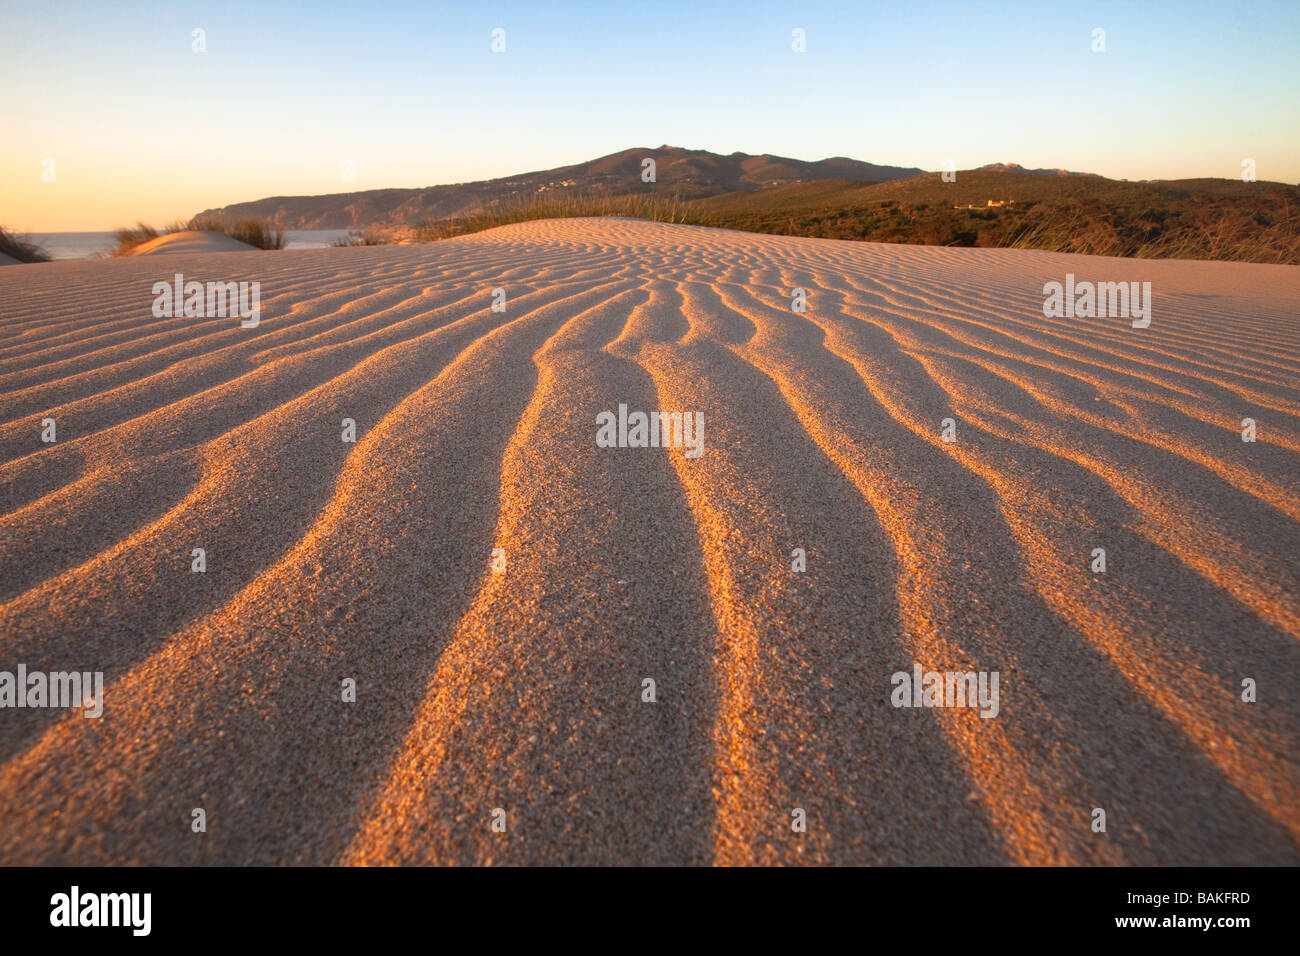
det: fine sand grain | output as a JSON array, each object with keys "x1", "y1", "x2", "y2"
[{"x1": 0, "y1": 218, "x2": 1297, "y2": 865}]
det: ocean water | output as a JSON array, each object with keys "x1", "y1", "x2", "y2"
[
  {"x1": 29, "y1": 229, "x2": 353, "y2": 259},
  {"x1": 28, "y1": 232, "x2": 115, "y2": 259}
]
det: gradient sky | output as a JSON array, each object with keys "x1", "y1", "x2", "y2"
[{"x1": 2, "y1": 0, "x2": 1297, "y2": 230}]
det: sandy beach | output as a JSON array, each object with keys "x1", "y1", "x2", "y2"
[{"x1": 0, "y1": 218, "x2": 1296, "y2": 865}]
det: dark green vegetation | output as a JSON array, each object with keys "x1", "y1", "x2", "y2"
[
  {"x1": 0, "y1": 226, "x2": 51, "y2": 263},
  {"x1": 419, "y1": 170, "x2": 1300, "y2": 264},
  {"x1": 688, "y1": 171, "x2": 1300, "y2": 263}
]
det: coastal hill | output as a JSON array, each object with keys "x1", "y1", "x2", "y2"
[{"x1": 193, "y1": 146, "x2": 927, "y2": 229}]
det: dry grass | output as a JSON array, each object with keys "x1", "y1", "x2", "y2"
[
  {"x1": 188, "y1": 217, "x2": 286, "y2": 250},
  {"x1": 1001, "y1": 202, "x2": 1300, "y2": 263},
  {"x1": 112, "y1": 217, "x2": 285, "y2": 255},
  {"x1": 332, "y1": 228, "x2": 391, "y2": 247},
  {"x1": 0, "y1": 226, "x2": 51, "y2": 263},
  {"x1": 111, "y1": 221, "x2": 182, "y2": 256}
]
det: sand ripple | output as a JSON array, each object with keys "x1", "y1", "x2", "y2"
[{"x1": 0, "y1": 219, "x2": 1296, "y2": 864}]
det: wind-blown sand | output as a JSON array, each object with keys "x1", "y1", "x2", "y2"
[{"x1": 0, "y1": 218, "x2": 1296, "y2": 865}]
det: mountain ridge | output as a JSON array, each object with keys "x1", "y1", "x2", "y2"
[{"x1": 194, "y1": 146, "x2": 930, "y2": 229}]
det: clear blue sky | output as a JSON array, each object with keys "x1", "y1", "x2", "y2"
[{"x1": 2, "y1": 0, "x2": 1296, "y2": 229}]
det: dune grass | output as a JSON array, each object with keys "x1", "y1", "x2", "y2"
[
  {"x1": 111, "y1": 217, "x2": 285, "y2": 255},
  {"x1": 111, "y1": 221, "x2": 182, "y2": 256},
  {"x1": 187, "y1": 217, "x2": 286, "y2": 250},
  {"x1": 331, "y1": 228, "x2": 391, "y2": 247},
  {"x1": 997, "y1": 200, "x2": 1300, "y2": 263},
  {"x1": 0, "y1": 226, "x2": 51, "y2": 263}
]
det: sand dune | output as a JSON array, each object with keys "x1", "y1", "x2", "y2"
[
  {"x1": 127, "y1": 230, "x2": 259, "y2": 256},
  {"x1": 0, "y1": 218, "x2": 1297, "y2": 865}
]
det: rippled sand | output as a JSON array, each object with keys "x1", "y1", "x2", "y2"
[{"x1": 0, "y1": 218, "x2": 1297, "y2": 865}]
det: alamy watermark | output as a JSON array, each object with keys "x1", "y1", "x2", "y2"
[
  {"x1": 890, "y1": 664, "x2": 1000, "y2": 718},
  {"x1": 1043, "y1": 273, "x2": 1151, "y2": 328},
  {"x1": 596, "y1": 403, "x2": 704, "y2": 458},
  {"x1": 50, "y1": 886, "x2": 150, "y2": 936},
  {"x1": 1, "y1": 664, "x2": 103, "y2": 718},
  {"x1": 152, "y1": 272, "x2": 261, "y2": 328}
]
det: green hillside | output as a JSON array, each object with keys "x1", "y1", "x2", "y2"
[{"x1": 685, "y1": 172, "x2": 1300, "y2": 262}]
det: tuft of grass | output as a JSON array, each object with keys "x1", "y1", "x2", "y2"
[
  {"x1": 112, "y1": 217, "x2": 285, "y2": 255},
  {"x1": 0, "y1": 226, "x2": 51, "y2": 263},
  {"x1": 188, "y1": 216, "x2": 286, "y2": 250},
  {"x1": 111, "y1": 220, "x2": 188, "y2": 256},
  {"x1": 332, "y1": 228, "x2": 390, "y2": 247}
]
